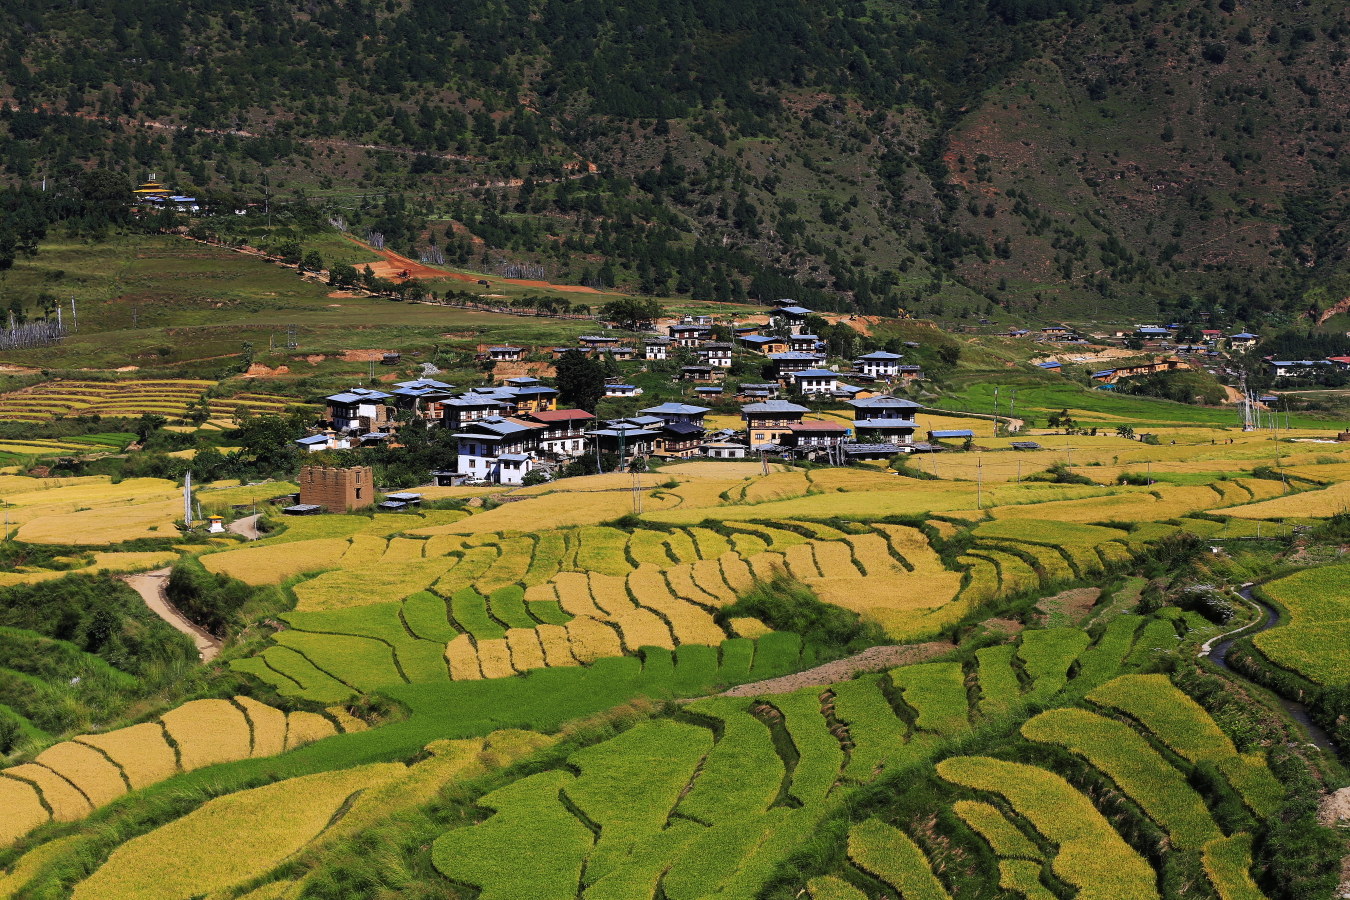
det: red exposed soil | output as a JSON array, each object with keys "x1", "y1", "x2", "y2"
[
  {"x1": 339, "y1": 348, "x2": 397, "y2": 362},
  {"x1": 242, "y1": 363, "x2": 290, "y2": 377},
  {"x1": 341, "y1": 236, "x2": 602, "y2": 293}
]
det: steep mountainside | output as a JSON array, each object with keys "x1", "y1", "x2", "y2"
[{"x1": 1, "y1": 0, "x2": 1348, "y2": 326}]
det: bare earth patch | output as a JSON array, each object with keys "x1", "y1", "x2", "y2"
[
  {"x1": 339, "y1": 349, "x2": 396, "y2": 362},
  {"x1": 1034, "y1": 587, "x2": 1102, "y2": 627},
  {"x1": 717, "y1": 641, "x2": 955, "y2": 698},
  {"x1": 979, "y1": 617, "x2": 1025, "y2": 638},
  {"x1": 242, "y1": 363, "x2": 289, "y2": 377}
]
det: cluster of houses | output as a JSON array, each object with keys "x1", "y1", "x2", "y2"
[{"x1": 1265, "y1": 356, "x2": 1350, "y2": 379}]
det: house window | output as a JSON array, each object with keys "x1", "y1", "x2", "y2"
[{"x1": 355, "y1": 487, "x2": 363, "y2": 499}]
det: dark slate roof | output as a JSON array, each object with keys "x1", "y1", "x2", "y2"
[
  {"x1": 663, "y1": 421, "x2": 705, "y2": 436},
  {"x1": 847, "y1": 395, "x2": 921, "y2": 410},
  {"x1": 640, "y1": 403, "x2": 711, "y2": 415},
  {"x1": 741, "y1": 400, "x2": 809, "y2": 414}
]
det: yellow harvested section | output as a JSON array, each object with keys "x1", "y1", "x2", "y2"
[
  {"x1": 70, "y1": 764, "x2": 405, "y2": 900},
  {"x1": 160, "y1": 700, "x2": 253, "y2": 771},
  {"x1": 506, "y1": 628, "x2": 546, "y2": 671},
  {"x1": 611, "y1": 607, "x2": 676, "y2": 651},
  {"x1": 536, "y1": 624, "x2": 578, "y2": 666},
  {"x1": 235, "y1": 696, "x2": 288, "y2": 757},
  {"x1": 286, "y1": 712, "x2": 338, "y2": 749},
  {"x1": 445, "y1": 633, "x2": 483, "y2": 680},
  {"x1": 202, "y1": 538, "x2": 350, "y2": 586},
  {"x1": 75, "y1": 724, "x2": 178, "y2": 789},
  {"x1": 0, "y1": 776, "x2": 48, "y2": 846},
  {"x1": 477, "y1": 638, "x2": 517, "y2": 679},
  {"x1": 4, "y1": 764, "x2": 91, "y2": 820},
  {"x1": 566, "y1": 616, "x2": 623, "y2": 662},
  {"x1": 34, "y1": 742, "x2": 127, "y2": 806}
]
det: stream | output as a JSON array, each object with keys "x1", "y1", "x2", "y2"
[{"x1": 1205, "y1": 585, "x2": 1337, "y2": 753}]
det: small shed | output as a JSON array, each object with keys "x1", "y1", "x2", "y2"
[
  {"x1": 282, "y1": 504, "x2": 324, "y2": 516},
  {"x1": 703, "y1": 441, "x2": 748, "y2": 459},
  {"x1": 385, "y1": 492, "x2": 422, "y2": 506},
  {"x1": 431, "y1": 470, "x2": 465, "y2": 486},
  {"x1": 378, "y1": 500, "x2": 411, "y2": 511}
]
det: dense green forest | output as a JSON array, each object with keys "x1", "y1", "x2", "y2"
[{"x1": 3, "y1": 0, "x2": 1350, "y2": 325}]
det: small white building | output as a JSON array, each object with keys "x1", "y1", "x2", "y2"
[
  {"x1": 699, "y1": 343, "x2": 733, "y2": 368},
  {"x1": 791, "y1": 368, "x2": 839, "y2": 395},
  {"x1": 487, "y1": 346, "x2": 523, "y2": 361},
  {"x1": 644, "y1": 339, "x2": 671, "y2": 361},
  {"x1": 605, "y1": 383, "x2": 644, "y2": 397},
  {"x1": 855, "y1": 350, "x2": 904, "y2": 379},
  {"x1": 703, "y1": 441, "x2": 747, "y2": 459}
]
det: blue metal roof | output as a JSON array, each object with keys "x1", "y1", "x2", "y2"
[
  {"x1": 741, "y1": 400, "x2": 809, "y2": 413},
  {"x1": 930, "y1": 429, "x2": 975, "y2": 438},
  {"x1": 857, "y1": 351, "x2": 904, "y2": 361},
  {"x1": 792, "y1": 369, "x2": 837, "y2": 378},
  {"x1": 1036, "y1": 360, "x2": 1061, "y2": 369},
  {"x1": 640, "y1": 402, "x2": 711, "y2": 415},
  {"x1": 847, "y1": 395, "x2": 920, "y2": 409}
]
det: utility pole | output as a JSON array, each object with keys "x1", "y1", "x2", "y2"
[
  {"x1": 977, "y1": 455, "x2": 982, "y2": 510},
  {"x1": 992, "y1": 386, "x2": 999, "y2": 439}
]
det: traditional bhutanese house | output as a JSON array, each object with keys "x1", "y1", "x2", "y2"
[
  {"x1": 588, "y1": 422, "x2": 658, "y2": 460},
  {"x1": 454, "y1": 416, "x2": 545, "y2": 485},
  {"x1": 785, "y1": 420, "x2": 849, "y2": 448},
  {"x1": 520, "y1": 408, "x2": 594, "y2": 458},
  {"x1": 897, "y1": 364, "x2": 923, "y2": 381},
  {"x1": 504, "y1": 376, "x2": 542, "y2": 387},
  {"x1": 487, "y1": 345, "x2": 523, "y2": 361},
  {"x1": 769, "y1": 351, "x2": 822, "y2": 378},
  {"x1": 1092, "y1": 369, "x2": 1116, "y2": 383},
  {"x1": 788, "y1": 334, "x2": 820, "y2": 353},
  {"x1": 741, "y1": 399, "x2": 809, "y2": 448},
  {"x1": 769, "y1": 305, "x2": 812, "y2": 334},
  {"x1": 692, "y1": 315, "x2": 713, "y2": 325},
  {"x1": 791, "y1": 368, "x2": 839, "y2": 395},
  {"x1": 1041, "y1": 325, "x2": 1070, "y2": 337},
  {"x1": 326, "y1": 388, "x2": 392, "y2": 432},
  {"x1": 1201, "y1": 329, "x2": 1223, "y2": 341},
  {"x1": 578, "y1": 335, "x2": 622, "y2": 350},
  {"x1": 604, "y1": 383, "x2": 644, "y2": 397},
  {"x1": 668, "y1": 323, "x2": 712, "y2": 347},
  {"x1": 1327, "y1": 356, "x2": 1350, "y2": 371},
  {"x1": 1133, "y1": 326, "x2": 1170, "y2": 341},
  {"x1": 732, "y1": 325, "x2": 760, "y2": 338},
  {"x1": 438, "y1": 394, "x2": 509, "y2": 431},
  {"x1": 607, "y1": 346, "x2": 636, "y2": 361},
  {"x1": 1268, "y1": 360, "x2": 1328, "y2": 378},
  {"x1": 738, "y1": 382, "x2": 780, "y2": 400},
  {"x1": 654, "y1": 421, "x2": 705, "y2": 457},
  {"x1": 1036, "y1": 360, "x2": 1062, "y2": 372},
  {"x1": 853, "y1": 350, "x2": 903, "y2": 378},
  {"x1": 640, "y1": 402, "x2": 710, "y2": 428},
  {"x1": 550, "y1": 347, "x2": 574, "y2": 359},
  {"x1": 694, "y1": 385, "x2": 724, "y2": 401},
  {"x1": 739, "y1": 334, "x2": 788, "y2": 355},
  {"x1": 294, "y1": 432, "x2": 352, "y2": 453},
  {"x1": 1109, "y1": 358, "x2": 1186, "y2": 380},
  {"x1": 848, "y1": 395, "x2": 920, "y2": 445},
  {"x1": 644, "y1": 338, "x2": 671, "y2": 361},
  {"x1": 829, "y1": 383, "x2": 873, "y2": 401},
  {"x1": 1229, "y1": 332, "x2": 1258, "y2": 349},
  {"x1": 389, "y1": 379, "x2": 457, "y2": 420},
  {"x1": 699, "y1": 342, "x2": 733, "y2": 367},
  {"x1": 680, "y1": 365, "x2": 715, "y2": 382}
]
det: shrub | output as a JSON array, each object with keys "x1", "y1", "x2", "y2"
[
  {"x1": 716, "y1": 573, "x2": 883, "y2": 656},
  {"x1": 167, "y1": 556, "x2": 253, "y2": 635}
]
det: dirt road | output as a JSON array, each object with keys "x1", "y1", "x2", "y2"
[
  {"x1": 124, "y1": 568, "x2": 222, "y2": 662},
  {"x1": 228, "y1": 514, "x2": 260, "y2": 541},
  {"x1": 716, "y1": 641, "x2": 954, "y2": 698}
]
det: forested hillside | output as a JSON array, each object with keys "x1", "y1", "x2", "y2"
[{"x1": 2, "y1": 0, "x2": 1349, "y2": 324}]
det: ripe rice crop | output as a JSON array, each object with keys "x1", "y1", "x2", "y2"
[
  {"x1": 629, "y1": 528, "x2": 675, "y2": 567},
  {"x1": 434, "y1": 546, "x2": 499, "y2": 595},
  {"x1": 160, "y1": 699, "x2": 253, "y2": 772},
  {"x1": 845, "y1": 534, "x2": 903, "y2": 576},
  {"x1": 286, "y1": 711, "x2": 338, "y2": 748},
  {"x1": 811, "y1": 540, "x2": 863, "y2": 578},
  {"x1": 589, "y1": 572, "x2": 638, "y2": 616},
  {"x1": 523, "y1": 531, "x2": 565, "y2": 586},
  {"x1": 720, "y1": 551, "x2": 754, "y2": 594},
  {"x1": 961, "y1": 555, "x2": 1004, "y2": 604},
  {"x1": 71, "y1": 763, "x2": 403, "y2": 900},
  {"x1": 235, "y1": 695, "x2": 287, "y2": 757},
  {"x1": 1202, "y1": 833, "x2": 1265, "y2": 900},
  {"x1": 1253, "y1": 563, "x2": 1350, "y2": 684},
  {"x1": 784, "y1": 543, "x2": 822, "y2": 579},
  {"x1": 1087, "y1": 675, "x2": 1235, "y2": 762},
  {"x1": 833, "y1": 676, "x2": 906, "y2": 781},
  {"x1": 273, "y1": 631, "x2": 403, "y2": 691},
  {"x1": 730, "y1": 531, "x2": 768, "y2": 557},
  {"x1": 202, "y1": 538, "x2": 349, "y2": 586},
  {"x1": 772, "y1": 687, "x2": 843, "y2": 806},
  {"x1": 379, "y1": 537, "x2": 426, "y2": 563},
  {"x1": 1019, "y1": 628, "x2": 1091, "y2": 701},
  {"x1": 476, "y1": 638, "x2": 517, "y2": 679},
  {"x1": 891, "y1": 663, "x2": 970, "y2": 736},
  {"x1": 665, "y1": 563, "x2": 721, "y2": 608},
  {"x1": 5, "y1": 763, "x2": 92, "y2": 820},
  {"x1": 33, "y1": 741, "x2": 127, "y2": 806},
  {"x1": 974, "y1": 549, "x2": 1038, "y2": 594},
  {"x1": 847, "y1": 818, "x2": 951, "y2": 900},
  {"x1": 730, "y1": 523, "x2": 806, "y2": 551},
  {"x1": 808, "y1": 875, "x2": 869, "y2": 900},
  {"x1": 998, "y1": 860, "x2": 1057, "y2": 900},
  {"x1": 664, "y1": 529, "x2": 700, "y2": 563},
  {"x1": 777, "y1": 519, "x2": 850, "y2": 540},
  {"x1": 253, "y1": 646, "x2": 354, "y2": 703},
  {"x1": 477, "y1": 537, "x2": 533, "y2": 593},
  {"x1": 953, "y1": 800, "x2": 1042, "y2": 859},
  {"x1": 975, "y1": 645, "x2": 1022, "y2": 717},
  {"x1": 743, "y1": 471, "x2": 811, "y2": 503},
  {"x1": 536, "y1": 624, "x2": 579, "y2": 666},
  {"x1": 197, "y1": 481, "x2": 301, "y2": 507},
  {"x1": 553, "y1": 572, "x2": 606, "y2": 618},
  {"x1": 748, "y1": 551, "x2": 787, "y2": 583},
  {"x1": 488, "y1": 585, "x2": 536, "y2": 630},
  {"x1": 445, "y1": 633, "x2": 483, "y2": 680},
  {"x1": 678, "y1": 698, "x2": 781, "y2": 824},
  {"x1": 565, "y1": 720, "x2": 711, "y2": 886},
  {"x1": 691, "y1": 559, "x2": 737, "y2": 605},
  {"x1": 994, "y1": 541, "x2": 1075, "y2": 581},
  {"x1": 1070, "y1": 615, "x2": 1144, "y2": 694},
  {"x1": 451, "y1": 587, "x2": 508, "y2": 641},
  {"x1": 402, "y1": 591, "x2": 459, "y2": 642},
  {"x1": 611, "y1": 607, "x2": 676, "y2": 651},
  {"x1": 689, "y1": 527, "x2": 732, "y2": 559},
  {"x1": 432, "y1": 769, "x2": 594, "y2": 900},
  {"x1": 576, "y1": 526, "x2": 636, "y2": 577},
  {"x1": 252, "y1": 516, "x2": 370, "y2": 546},
  {"x1": 808, "y1": 468, "x2": 905, "y2": 493},
  {"x1": 566, "y1": 616, "x2": 623, "y2": 662},
  {"x1": 628, "y1": 567, "x2": 727, "y2": 645},
  {"x1": 284, "y1": 601, "x2": 410, "y2": 645},
  {"x1": 728, "y1": 616, "x2": 772, "y2": 638},
  {"x1": 1097, "y1": 542, "x2": 1133, "y2": 566},
  {"x1": 1022, "y1": 708, "x2": 1220, "y2": 849},
  {"x1": 937, "y1": 756, "x2": 1159, "y2": 900},
  {"x1": 340, "y1": 534, "x2": 388, "y2": 567},
  {"x1": 75, "y1": 723, "x2": 178, "y2": 790},
  {"x1": 506, "y1": 628, "x2": 546, "y2": 671}
]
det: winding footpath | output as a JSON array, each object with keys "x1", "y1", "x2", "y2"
[{"x1": 124, "y1": 568, "x2": 222, "y2": 663}]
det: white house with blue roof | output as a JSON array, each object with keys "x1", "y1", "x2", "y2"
[
  {"x1": 855, "y1": 350, "x2": 904, "y2": 378},
  {"x1": 847, "y1": 395, "x2": 921, "y2": 445}
]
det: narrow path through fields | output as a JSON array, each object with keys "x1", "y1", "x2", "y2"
[
  {"x1": 716, "y1": 640, "x2": 954, "y2": 698},
  {"x1": 228, "y1": 514, "x2": 260, "y2": 541},
  {"x1": 125, "y1": 568, "x2": 222, "y2": 662}
]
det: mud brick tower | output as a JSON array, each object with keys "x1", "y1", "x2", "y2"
[{"x1": 298, "y1": 465, "x2": 374, "y2": 511}]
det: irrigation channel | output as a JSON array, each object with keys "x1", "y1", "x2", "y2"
[{"x1": 1205, "y1": 585, "x2": 1337, "y2": 753}]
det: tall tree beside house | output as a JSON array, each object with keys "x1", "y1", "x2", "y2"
[
  {"x1": 600, "y1": 298, "x2": 662, "y2": 331},
  {"x1": 555, "y1": 349, "x2": 608, "y2": 412}
]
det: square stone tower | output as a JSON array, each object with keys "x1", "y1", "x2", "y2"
[{"x1": 298, "y1": 465, "x2": 374, "y2": 511}]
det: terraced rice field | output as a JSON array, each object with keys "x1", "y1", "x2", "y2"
[{"x1": 0, "y1": 379, "x2": 309, "y2": 423}]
